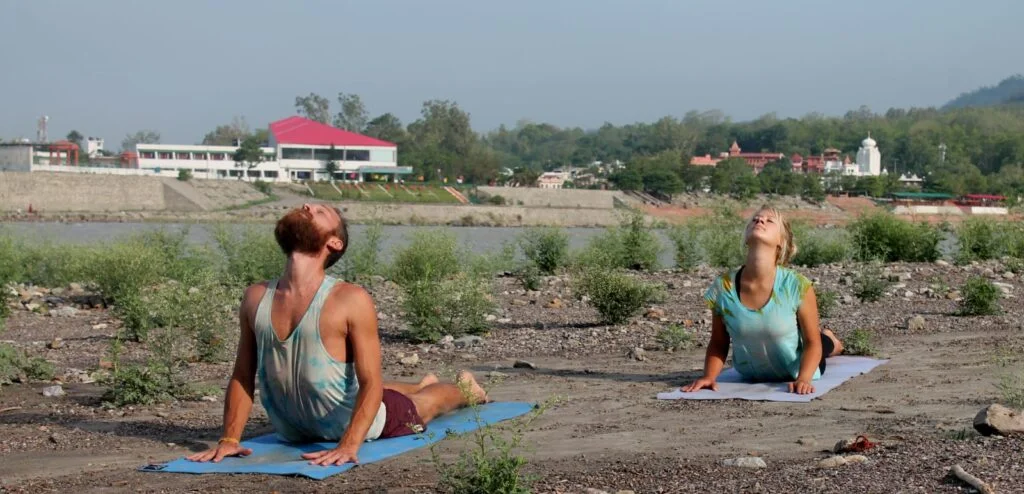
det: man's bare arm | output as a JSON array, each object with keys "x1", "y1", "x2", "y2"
[{"x1": 336, "y1": 286, "x2": 384, "y2": 450}]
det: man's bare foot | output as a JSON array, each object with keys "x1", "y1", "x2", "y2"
[
  {"x1": 418, "y1": 373, "x2": 440, "y2": 390},
  {"x1": 456, "y1": 370, "x2": 489, "y2": 405},
  {"x1": 822, "y1": 329, "x2": 844, "y2": 356}
]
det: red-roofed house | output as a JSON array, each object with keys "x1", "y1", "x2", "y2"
[{"x1": 135, "y1": 116, "x2": 409, "y2": 182}]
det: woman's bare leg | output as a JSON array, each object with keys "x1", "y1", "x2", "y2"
[
  {"x1": 383, "y1": 373, "x2": 439, "y2": 395},
  {"x1": 822, "y1": 329, "x2": 844, "y2": 356}
]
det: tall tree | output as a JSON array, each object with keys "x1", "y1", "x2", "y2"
[
  {"x1": 66, "y1": 130, "x2": 83, "y2": 148},
  {"x1": 334, "y1": 93, "x2": 369, "y2": 132},
  {"x1": 364, "y1": 113, "x2": 406, "y2": 144},
  {"x1": 232, "y1": 135, "x2": 264, "y2": 180},
  {"x1": 121, "y1": 130, "x2": 160, "y2": 152},
  {"x1": 294, "y1": 93, "x2": 331, "y2": 124},
  {"x1": 324, "y1": 143, "x2": 340, "y2": 181},
  {"x1": 202, "y1": 116, "x2": 252, "y2": 145}
]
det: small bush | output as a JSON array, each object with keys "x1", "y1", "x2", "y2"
[
  {"x1": 102, "y1": 363, "x2": 174, "y2": 407},
  {"x1": 334, "y1": 221, "x2": 387, "y2": 282},
  {"x1": 0, "y1": 283, "x2": 11, "y2": 331},
  {"x1": 486, "y1": 195, "x2": 506, "y2": 205},
  {"x1": 656, "y1": 324, "x2": 693, "y2": 351},
  {"x1": 791, "y1": 226, "x2": 852, "y2": 267},
  {"x1": 574, "y1": 269, "x2": 662, "y2": 325},
  {"x1": 514, "y1": 264, "x2": 541, "y2": 292},
  {"x1": 252, "y1": 180, "x2": 273, "y2": 195},
  {"x1": 667, "y1": 224, "x2": 702, "y2": 272},
  {"x1": 844, "y1": 328, "x2": 876, "y2": 356},
  {"x1": 401, "y1": 274, "x2": 496, "y2": 343},
  {"x1": 700, "y1": 210, "x2": 746, "y2": 268},
  {"x1": 849, "y1": 212, "x2": 941, "y2": 263},
  {"x1": 575, "y1": 213, "x2": 662, "y2": 272},
  {"x1": 212, "y1": 224, "x2": 284, "y2": 287},
  {"x1": 958, "y1": 276, "x2": 1002, "y2": 316},
  {"x1": 177, "y1": 169, "x2": 193, "y2": 181},
  {"x1": 390, "y1": 229, "x2": 462, "y2": 287},
  {"x1": 0, "y1": 343, "x2": 55, "y2": 385},
  {"x1": 518, "y1": 227, "x2": 569, "y2": 275},
  {"x1": 853, "y1": 264, "x2": 889, "y2": 303},
  {"x1": 816, "y1": 289, "x2": 838, "y2": 318},
  {"x1": 1006, "y1": 258, "x2": 1024, "y2": 275},
  {"x1": 997, "y1": 370, "x2": 1024, "y2": 409},
  {"x1": 955, "y1": 218, "x2": 1002, "y2": 264}
]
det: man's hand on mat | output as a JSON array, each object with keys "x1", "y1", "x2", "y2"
[
  {"x1": 302, "y1": 444, "x2": 360, "y2": 466},
  {"x1": 680, "y1": 377, "x2": 718, "y2": 392},
  {"x1": 788, "y1": 379, "x2": 815, "y2": 395},
  {"x1": 185, "y1": 442, "x2": 253, "y2": 463}
]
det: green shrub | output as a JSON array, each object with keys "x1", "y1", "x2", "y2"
[
  {"x1": 997, "y1": 370, "x2": 1024, "y2": 409},
  {"x1": 252, "y1": 180, "x2": 273, "y2": 195},
  {"x1": 0, "y1": 343, "x2": 55, "y2": 385},
  {"x1": 575, "y1": 213, "x2": 662, "y2": 272},
  {"x1": 853, "y1": 263, "x2": 889, "y2": 303},
  {"x1": 518, "y1": 227, "x2": 569, "y2": 275},
  {"x1": 574, "y1": 269, "x2": 662, "y2": 325},
  {"x1": 667, "y1": 224, "x2": 703, "y2": 272},
  {"x1": 177, "y1": 169, "x2": 193, "y2": 181},
  {"x1": 212, "y1": 224, "x2": 284, "y2": 287},
  {"x1": 0, "y1": 282, "x2": 11, "y2": 331},
  {"x1": 102, "y1": 363, "x2": 175, "y2": 407},
  {"x1": 514, "y1": 264, "x2": 541, "y2": 292},
  {"x1": 844, "y1": 328, "x2": 876, "y2": 356},
  {"x1": 390, "y1": 229, "x2": 462, "y2": 287},
  {"x1": 1007, "y1": 258, "x2": 1024, "y2": 275},
  {"x1": 955, "y1": 218, "x2": 1002, "y2": 264},
  {"x1": 848, "y1": 212, "x2": 941, "y2": 263},
  {"x1": 700, "y1": 211, "x2": 746, "y2": 268},
  {"x1": 486, "y1": 195, "x2": 506, "y2": 205},
  {"x1": 401, "y1": 274, "x2": 496, "y2": 343},
  {"x1": 958, "y1": 276, "x2": 1002, "y2": 316},
  {"x1": 816, "y1": 288, "x2": 838, "y2": 318},
  {"x1": 334, "y1": 221, "x2": 387, "y2": 282},
  {"x1": 656, "y1": 324, "x2": 693, "y2": 351},
  {"x1": 791, "y1": 226, "x2": 852, "y2": 267}
]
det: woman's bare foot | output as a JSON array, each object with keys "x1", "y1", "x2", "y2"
[
  {"x1": 418, "y1": 373, "x2": 440, "y2": 390},
  {"x1": 822, "y1": 329, "x2": 844, "y2": 356},
  {"x1": 456, "y1": 370, "x2": 490, "y2": 405}
]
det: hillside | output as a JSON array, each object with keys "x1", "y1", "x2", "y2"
[{"x1": 943, "y1": 74, "x2": 1024, "y2": 109}]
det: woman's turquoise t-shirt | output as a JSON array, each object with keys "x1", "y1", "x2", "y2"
[{"x1": 703, "y1": 266, "x2": 818, "y2": 382}]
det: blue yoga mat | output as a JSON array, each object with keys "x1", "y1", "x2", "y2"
[{"x1": 140, "y1": 401, "x2": 536, "y2": 480}]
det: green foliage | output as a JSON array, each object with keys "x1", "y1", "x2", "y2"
[
  {"x1": 699, "y1": 208, "x2": 746, "y2": 268},
  {"x1": 0, "y1": 343, "x2": 55, "y2": 385},
  {"x1": 517, "y1": 227, "x2": 569, "y2": 275},
  {"x1": 955, "y1": 218, "x2": 1024, "y2": 263},
  {"x1": 816, "y1": 289, "x2": 838, "y2": 318},
  {"x1": 853, "y1": 263, "x2": 889, "y2": 303},
  {"x1": 958, "y1": 276, "x2": 1003, "y2": 316},
  {"x1": 177, "y1": 169, "x2": 192, "y2": 181},
  {"x1": 656, "y1": 324, "x2": 693, "y2": 351},
  {"x1": 514, "y1": 263, "x2": 541, "y2": 292},
  {"x1": 334, "y1": 222, "x2": 387, "y2": 282},
  {"x1": 790, "y1": 225, "x2": 852, "y2": 267},
  {"x1": 667, "y1": 223, "x2": 702, "y2": 272},
  {"x1": 212, "y1": 225, "x2": 284, "y2": 287},
  {"x1": 575, "y1": 213, "x2": 662, "y2": 272},
  {"x1": 252, "y1": 179, "x2": 273, "y2": 195},
  {"x1": 486, "y1": 194, "x2": 506, "y2": 205},
  {"x1": 102, "y1": 363, "x2": 174, "y2": 407},
  {"x1": 232, "y1": 135, "x2": 265, "y2": 172},
  {"x1": 997, "y1": 369, "x2": 1024, "y2": 409},
  {"x1": 848, "y1": 212, "x2": 941, "y2": 263},
  {"x1": 574, "y1": 269, "x2": 662, "y2": 325},
  {"x1": 401, "y1": 274, "x2": 496, "y2": 343},
  {"x1": 390, "y1": 229, "x2": 462, "y2": 287},
  {"x1": 844, "y1": 329, "x2": 876, "y2": 356}
]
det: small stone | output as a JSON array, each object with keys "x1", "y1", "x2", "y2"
[
  {"x1": 488, "y1": 371, "x2": 509, "y2": 379},
  {"x1": 935, "y1": 259, "x2": 950, "y2": 266},
  {"x1": 545, "y1": 298, "x2": 563, "y2": 309},
  {"x1": 511, "y1": 299, "x2": 529, "y2": 306},
  {"x1": 42, "y1": 385, "x2": 65, "y2": 398},
  {"x1": 485, "y1": 314, "x2": 498, "y2": 322},
  {"x1": 818, "y1": 455, "x2": 867, "y2": 468},
  {"x1": 947, "y1": 290, "x2": 961, "y2": 300},
  {"x1": 453, "y1": 335, "x2": 482, "y2": 349},
  {"x1": 48, "y1": 433, "x2": 63, "y2": 444},
  {"x1": 615, "y1": 491, "x2": 636, "y2": 494},
  {"x1": 722, "y1": 457, "x2": 767, "y2": 469},
  {"x1": 399, "y1": 353, "x2": 420, "y2": 366},
  {"x1": 377, "y1": 312, "x2": 388, "y2": 320},
  {"x1": 496, "y1": 318, "x2": 512, "y2": 324},
  {"x1": 91, "y1": 323, "x2": 109, "y2": 331},
  {"x1": 1003, "y1": 271, "x2": 1015, "y2": 280},
  {"x1": 438, "y1": 335, "x2": 454, "y2": 346},
  {"x1": 187, "y1": 287, "x2": 200, "y2": 295},
  {"x1": 47, "y1": 338, "x2": 64, "y2": 349},
  {"x1": 906, "y1": 315, "x2": 926, "y2": 331},
  {"x1": 585, "y1": 489, "x2": 609, "y2": 494},
  {"x1": 49, "y1": 306, "x2": 79, "y2": 318},
  {"x1": 628, "y1": 347, "x2": 646, "y2": 362},
  {"x1": 645, "y1": 308, "x2": 666, "y2": 320},
  {"x1": 513, "y1": 360, "x2": 536, "y2": 369},
  {"x1": 24, "y1": 302, "x2": 41, "y2": 312},
  {"x1": 98, "y1": 358, "x2": 115, "y2": 370},
  {"x1": 68, "y1": 283, "x2": 84, "y2": 293},
  {"x1": 974, "y1": 403, "x2": 1024, "y2": 436},
  {"x1": 841, "y1": 295, "x2": 856, "y2": 305},
  {"x1": 797, "y1": 437, "x2": 817, "y2": 447},
  {"x1": 200, "y1": 395, "x2": 218, "y2": 402},
  {"x1": 156, "y1": 412, "x2": 169, "y2": 418}
]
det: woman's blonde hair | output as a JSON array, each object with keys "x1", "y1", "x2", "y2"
[{"x1": 744, "y1": 205, "x2": 797, "y2": 266}]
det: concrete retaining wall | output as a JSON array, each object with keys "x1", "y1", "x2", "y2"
[
  {"x1": 337, "y1": 202, "x2": 629, "y2": 227},
  {"x1": 476, "y1": 186, "x2": 627, "y2": 209}
]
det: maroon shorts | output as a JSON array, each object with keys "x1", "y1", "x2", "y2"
[{"x1": 379, "y1": 389, "x2": 426, "y2": 439}]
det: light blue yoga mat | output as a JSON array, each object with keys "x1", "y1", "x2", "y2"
[
  {"x1": 657, "y1": 356, "x2": 888, "y2": 402},
  {"x1": 140, "y1": 401, "x2": 536, "y2": 480}
]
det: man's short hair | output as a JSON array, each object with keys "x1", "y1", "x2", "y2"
[{"x1": 325, "y1": 207, "x2": 349, "y2": 269}]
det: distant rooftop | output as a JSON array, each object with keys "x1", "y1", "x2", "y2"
[{"x1": 269, "y1": 116, "x2": 395, "y2": 147}]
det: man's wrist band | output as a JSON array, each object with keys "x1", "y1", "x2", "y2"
[{"x1": 218, "y1": 437, "x2": 240, "y2": 445}]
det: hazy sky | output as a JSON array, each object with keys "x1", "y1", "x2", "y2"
[{"x1": 1, "y1": 0, "x2": 1021, "y2": 148}]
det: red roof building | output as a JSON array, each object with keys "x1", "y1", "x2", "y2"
[{"x1": 269, "y1": 116, "x2": 396, "y2": 148}]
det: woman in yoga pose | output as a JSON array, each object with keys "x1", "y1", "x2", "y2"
[{"x1": 681, "y1": 206, "x2": 843, "y2": 395}]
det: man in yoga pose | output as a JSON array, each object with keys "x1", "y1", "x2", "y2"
[
  {"x1": 681, "y1": 205, "x2": 844, "y2": 395},
  {"x1": 187, "y1": 203, "x2": 487, "y2": 466}
]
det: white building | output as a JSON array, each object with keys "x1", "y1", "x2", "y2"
[
  {"x1": 84, "y1": 137, "x2": 104, "y2": 158},
  {"x1": 856, "y1": 134, "x2": 882, "y2": 176},
  {"x1": 135, "y1": 116, "x2": 410, "y2": 182},
  {"x1": 536, "y1": 171, "x2": 569, "y2": 189}
]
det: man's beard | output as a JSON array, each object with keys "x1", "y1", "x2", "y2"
[{"x1": 275, "y1": 208, "x2": 329, "y2": 256}]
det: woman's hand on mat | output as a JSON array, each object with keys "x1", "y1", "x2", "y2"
[
  {"x1": 680, "y1": 377, "x2": 718, "y2": 392},
  {"x1": 788, "y1": 379, "x2": 815, "y2": 395},
  {"x1": 302, "y1": 444, "x2": 360, "y2": 466},
  {"x1": 185, "y1": 442, "x2": 253, "y2": 463}
]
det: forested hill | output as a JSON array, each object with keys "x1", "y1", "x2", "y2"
[{"x1": 943, "y1": 75, "x2": 1024, "y2": 110}]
